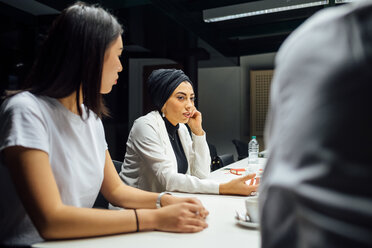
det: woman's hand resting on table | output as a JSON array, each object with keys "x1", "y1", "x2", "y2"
[
  {"x1": 219, "y1": 173, "x2": 260, "y2": 196},
  {"x1": 152, "y1": 194, "x2": 209, "y2": 233},
  {"x1": 161, "y1": 195, "x2": 209, "y2": 218},
  {"x1": 155, "y1": 202, "x2": 208, "y2": 233}
]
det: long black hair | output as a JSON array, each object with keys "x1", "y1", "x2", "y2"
[{"x1": 22, "y1": 1, "x2": 123, "y2": 118}]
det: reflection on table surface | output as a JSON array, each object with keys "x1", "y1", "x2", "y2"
[{"x1": 32, "y1": 158, "x2": 264, "y2": 248}]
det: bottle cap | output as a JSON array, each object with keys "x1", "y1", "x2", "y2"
[{"x1": 252, "y1": 136, "x2": 256, "y2": 139}]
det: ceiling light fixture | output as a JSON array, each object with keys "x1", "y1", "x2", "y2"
[
  {"x1": 203, "y1": 0, "x2": 329, "y2": 23},
  {"x1": 335, "y1": 0, "x2": 354, "y2": 3}
]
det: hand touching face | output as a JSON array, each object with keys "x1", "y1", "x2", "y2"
[{"x1": 187, "y1": 108, "x2": 204, "y2": 136}]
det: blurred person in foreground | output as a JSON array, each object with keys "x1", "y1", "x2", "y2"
[{"x1": 260, "y1": 1, "x2": 372, "y2": 247}]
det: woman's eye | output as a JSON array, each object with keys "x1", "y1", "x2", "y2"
[
  {"x1": 191, "y1": 97, "x2": 196, "y2": 102},
  {"x1": 177, "y1": 96, "x2": 184, "y2": 100}
]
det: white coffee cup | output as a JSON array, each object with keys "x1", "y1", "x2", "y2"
[{"x1": 245, "y1": 196, "x2": 259, "y2": 223}]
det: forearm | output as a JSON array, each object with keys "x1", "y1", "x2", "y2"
[
  {"x1": 109, "y1": 183, "x2": 159, "y2": 209},
  {"x1": 39, "y1": 205, "x2": 157, "y2": 239}
]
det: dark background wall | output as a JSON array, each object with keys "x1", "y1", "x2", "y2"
[
  {"x1": 0, "y1": 0, "x2": 344, "y2": 161},
  {"x1": 0, "y1": 1, "x2": 204, "y2": 161}
]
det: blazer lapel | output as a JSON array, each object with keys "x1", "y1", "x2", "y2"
[{"x1": 152, "y1": 111, "x2": 178, "y2": 168}]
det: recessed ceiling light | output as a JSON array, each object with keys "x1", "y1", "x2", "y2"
[{"x1": 203, "y1": 0, "x2": 329, "y2": 23}]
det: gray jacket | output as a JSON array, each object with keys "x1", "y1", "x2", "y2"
[{"x1": 260, "y1": 1, "x2": 372, "y2": 247}]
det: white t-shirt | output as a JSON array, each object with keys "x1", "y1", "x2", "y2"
[{"x1": 0, "y1": 91, "x2": 107, "y2": 246}]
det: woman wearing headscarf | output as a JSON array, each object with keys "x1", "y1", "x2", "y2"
[{"x1": 119, "y1": 69, "x2": 258, "y2": 195}]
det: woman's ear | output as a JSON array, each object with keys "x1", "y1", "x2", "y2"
[{"x1": 161, "y1": 104, "x2": 166, "y2": 117}]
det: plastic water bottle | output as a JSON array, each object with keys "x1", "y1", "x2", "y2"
[{"x1": 248, "y1": 136, "x2": 259, "y2": 164}]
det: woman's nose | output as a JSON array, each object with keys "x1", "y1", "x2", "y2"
[
  {"x1": 118, "y1": 61, "x2": 123, "y2": 72},
  {"x1": 185, "y1": 99, "x2": 193, "y2": 109}
]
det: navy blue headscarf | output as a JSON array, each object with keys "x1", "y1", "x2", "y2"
[{"x1": 147, "y1": 69, "x2": 193, "y2": 111}]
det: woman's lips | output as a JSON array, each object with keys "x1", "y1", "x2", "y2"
[{"x1": 183, "y1": 112, "x2": 191, "y2": 118}]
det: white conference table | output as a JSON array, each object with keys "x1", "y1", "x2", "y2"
[{"x1": 32, "y1": 158, "x2": 266, "y2": 248}]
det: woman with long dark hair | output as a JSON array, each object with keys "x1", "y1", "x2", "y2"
[{"x1": 0, "y1": 2, "x2": 207, "y2": 246}]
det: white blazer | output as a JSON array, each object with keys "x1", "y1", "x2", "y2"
[{"x1": 119, "y1": 111, "x2": 219, "y2": 194}]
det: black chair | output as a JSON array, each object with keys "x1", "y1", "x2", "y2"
[
  {"x1": 93, "y1": 190, "x2": 109, "y2": 209},
  {"x1": 211, "y1": 156, "x2": 222, "y2": 171},
  {"x1": 112, "y1": 159, "x2": 123, "y2": 173},
  {"x1": 208, "y1": 143, "x2": 217, "y2": 159},
  {"x1": 208, "y1": 142, "x2": 235, "y2": 171},
  {"x1": 218, "y1": 153, "x2": 235, "y2": 167},
  {"x1": 232, "y1": 139, "x2": 248, "y2": 160},
  {"x1": 208, "y1": 143, "x2": 221, "y2": 171},
  {"x1": 93, "y1": 159, "x2": 123, "y2": 209},
  {"x1": 210, "y1": 153, "x2": 235, "y2": 171}
]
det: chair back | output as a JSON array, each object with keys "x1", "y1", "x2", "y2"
[
  {"x1": 208, "y1": 143, "x2": 221, "y2": 171},
  {"x1": 93, "y1": 160, "x2": 123, "y2": 209},
  {"x1": 232, "y1": 139, "x2": 248, "y2": 160},
  {"x1": 112, "y1": 159, "x2": 123, "y2": 173},
  {"x1": 218, "y1": 154, "x2": 235, "y2": 167}
]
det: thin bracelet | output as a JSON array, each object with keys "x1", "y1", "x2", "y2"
[
  {"x1": 156, "y1": 192, "x2": 172, "y2": 208},
  {"x1": 133, "y1": 209, "x2": 139, "y2": 232}
]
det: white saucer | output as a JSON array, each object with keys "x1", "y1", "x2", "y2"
[
  {"x1": 236, "y1": 218, "x2": 259, "y2": 229},
  {"x1": 235, "y1": 211, "x2": 259, "y2": 229}
]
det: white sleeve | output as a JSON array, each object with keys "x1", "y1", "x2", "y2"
[
  {"x1": 0, "y1": 96, "x2": 49, "y2": 155},
  {"x1": 130, "y1": 121, "x2": 219, "y2": 194},
  {"x1": 183, "y1": 128, "x2": 212, "y2": 179}
]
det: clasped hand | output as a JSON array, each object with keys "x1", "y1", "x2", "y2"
[{"x1": 156, "y1": 196, "x2": 209, "y2": 233}]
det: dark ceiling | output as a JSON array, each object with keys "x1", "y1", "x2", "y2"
[
  {"x1": 1, "y1": 0, "x2": 346, "y2": 65},
  {"x1": 147, "y1": 0, "x2": 325, "y2": 57},
  {"x1": 103, "y1": 0, "x2": 341, "y2": 59},
  {"x1": 0, "y1": 0, "x2": 349, "y2": 160}
]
